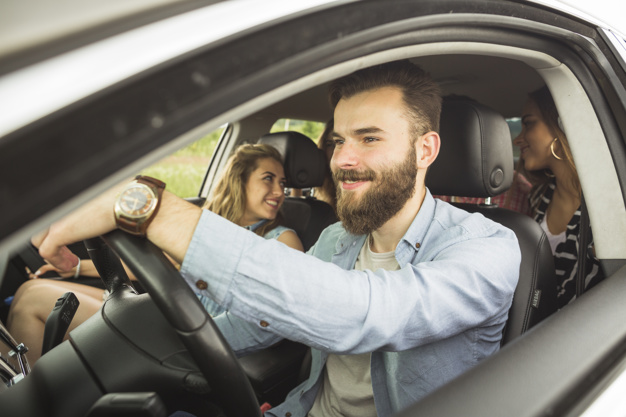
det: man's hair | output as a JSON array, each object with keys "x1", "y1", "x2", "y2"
[
  {"x1": 328, "y1": 60, "x2": 442, "y2": 138},
  {"x1": 205, "y1": 143, "x2": 284, "y2": 236}
]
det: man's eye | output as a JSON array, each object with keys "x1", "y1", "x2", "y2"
[
  {"x1": 364, "y1": 137, "x2": 378, "y2": 143},
  {"x1": 333, "y1": 139, "x2": 344, "y2": 146}
]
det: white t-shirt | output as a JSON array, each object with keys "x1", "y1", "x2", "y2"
[
  {"x1": 540, "y1": 215, "x2": 566, "y2": 254},
  {"x1": 308, "y1": 236, "x2": 400, "y2": 417}
]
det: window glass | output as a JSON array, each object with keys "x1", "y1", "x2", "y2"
[
  {"x1": 139, "y1": 126, "x2": 225, "y2": 197},
  {"x1": 271, "y1": 119, "x2": 326, "y2": 143}
]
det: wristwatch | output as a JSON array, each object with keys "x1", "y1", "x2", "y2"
[{"x1": 114, "y1": 175, "x2": 166, "y2": 236}]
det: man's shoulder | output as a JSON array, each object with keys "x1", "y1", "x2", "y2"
[
  {"x1": 432, "y1": 199, "x2": 516, "y2": 240},
  {"x1": 307, "y1": 221, "x2": 349, "y2": 256},
  {"x1": 317, "y1": 221, "x2": 349, "y2": 244}
]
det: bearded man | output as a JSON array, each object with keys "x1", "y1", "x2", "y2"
[{"x1": 34, "y1": 60, "x2": 520, "y2": 417}]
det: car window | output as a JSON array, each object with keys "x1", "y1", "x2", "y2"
[
  {"x1": 139, "y1": 126, "x2": 225, "y2": 198},
  {"x1": 271, "y1": 119, "x2": 326, "y2": 143}
]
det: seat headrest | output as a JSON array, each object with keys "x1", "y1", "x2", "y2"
[
  {"x1": 426, "y1": 98, "x2": 514, "y2": 198},
  {"x1": 258, "y1": 131, "x2": 328, "y2": 188}
]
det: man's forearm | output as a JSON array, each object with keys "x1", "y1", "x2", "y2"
[
  {"x1": 34, "y1": 181, "x2": 202, "y2": 271},
  {"x1": 146, "y1": 191, "x2": 202, "y2": 265}
]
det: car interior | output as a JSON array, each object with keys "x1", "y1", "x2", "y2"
[
  {"x1": 0, "y1": 52, "x2": 588, "y2": 413},
  {"x1": 1, "y1": 1, "x2": 626, "y2": 415},
  {"x1": 234, "y1": 91, "x2": 562, "y2": 407}
]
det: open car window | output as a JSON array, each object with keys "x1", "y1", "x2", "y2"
[{"x1": 139, "y1": 126, "x2": 225, "y2": 198}]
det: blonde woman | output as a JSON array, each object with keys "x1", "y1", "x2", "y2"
[{"x1": 7, "y1": 143, "x2": 302, "y2": 364}]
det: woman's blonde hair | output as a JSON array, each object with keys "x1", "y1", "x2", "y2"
[
  {"x1": 204, "y1": 143, "x2": 284, "y2": 236},
  {"x1": 517, "y1": 86, "x2": 581, "y2": 211}
]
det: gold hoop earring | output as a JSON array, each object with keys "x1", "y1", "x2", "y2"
[{"x1": 550, "y1": 138, "x2": 562, "y2": 160}]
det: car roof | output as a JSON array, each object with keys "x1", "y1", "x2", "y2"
[
  {"x1": 0, "y1": 0, "x2": 338, "y2": 69},
  {"x1": 0, "y1": 0, "x2": 190, "y2": 59},
  {"x1": 2, "y1": 0, "x2": 624, "y2": 64}
]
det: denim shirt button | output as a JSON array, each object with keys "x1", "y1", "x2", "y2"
[
  {"x1": 285, "y1": 413, "x2": 292, "y2": 417},
  {"x1": 260, "y1": 320, "x2": 270, "y2": 328},
  {"x1": 415, "y1": 242, "x2": 421, "y2": 249},
  {"x1": 195, "y1": 280, "x2": 208, "y2": 290}
]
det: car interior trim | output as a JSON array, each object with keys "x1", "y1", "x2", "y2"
[{"x1": 600, "y1": 28, "x2": 626, "y2": 73}]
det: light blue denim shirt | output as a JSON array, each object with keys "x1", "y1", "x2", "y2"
[
  {"x1": 197, "y1": 222, "x2": 293, "y2": 316},
  {"x1": 180, "y1": 190, "x2": 520, "y2": 416}
]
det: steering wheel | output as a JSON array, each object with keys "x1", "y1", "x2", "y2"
[{"x1": 86, "y1": 230, "x2": 261, "y2": 417}]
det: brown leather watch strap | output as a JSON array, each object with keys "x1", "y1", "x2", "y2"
[{"x1": 115, "y1": 175, "x2": 166, "y2": 237}]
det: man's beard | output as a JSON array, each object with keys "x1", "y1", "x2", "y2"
[{"x1": 334, "y1": 149, "x2": 417, "y2": 235}]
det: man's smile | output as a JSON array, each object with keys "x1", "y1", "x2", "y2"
[{"x1": 341, "y1": 179, "x2": 369, "y2": 191}]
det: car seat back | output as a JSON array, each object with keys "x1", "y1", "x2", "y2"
[
  {"x1": 258, "y1": 131, "x2": 338, "y2": 251},
  {"x1": 427, "y1": 97, "x2": 558, "y2": 345}
]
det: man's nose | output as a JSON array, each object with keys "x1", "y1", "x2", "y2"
[{"x1": 331, "y1": 142, "x2": 359, "y2": 169}]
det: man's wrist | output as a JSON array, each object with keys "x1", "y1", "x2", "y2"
[
  {"x1": 114, "y1": 176, "x2": 166, "y2": 236},
  {"x1": 145, "y1": 191, "x2": 203, "y2": 265}
]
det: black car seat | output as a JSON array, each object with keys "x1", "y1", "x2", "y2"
[
  {"x1": 258, "y1": 131, "x2": 338, "y2": 251},
  {"x1": 427, "y1": 97, "x2": 558, "y2": 345}
]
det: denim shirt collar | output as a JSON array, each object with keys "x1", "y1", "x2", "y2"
[
  {"x1": 397, "y1": 188, "x2": 436, "y2": 262},
  {"x1": 244, "y1": 219, "x2": 267, "y2": 232},
  {"x1": 333, "y1": 189, "x2": 436, "y2": 266}
]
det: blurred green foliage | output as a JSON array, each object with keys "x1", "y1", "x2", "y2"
[
  {"x1": 140, "y1": 128, "x2": 223, "y2": 197},
  {"x1": 141, "y1": 119, "x2": 325, "y2": 197},
  {"x1": 270, "y1": 119, "x2": 325, "y2": 143},
  {"x1": 141, "y1": 162, "x2": 208, "y2": 198}
]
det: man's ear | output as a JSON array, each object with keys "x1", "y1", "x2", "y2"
[{"x1": 416, "y1": 131, "x2": 440, "y2": 169}]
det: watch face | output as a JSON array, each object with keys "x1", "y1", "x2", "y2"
[{"x1": 118, "y1": 183, "x2": 157, "y2": 218}]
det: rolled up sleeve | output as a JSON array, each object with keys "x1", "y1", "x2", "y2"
[{"x1": 179, "y1": 209, "x2": 520, "y2": 354}]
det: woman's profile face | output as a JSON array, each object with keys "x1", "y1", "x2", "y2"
[
  {"x1": 240, "y1": 157, "x2": 286, "y2": 227},
  {"x1": 513, "y1": 99, "x2": 555, "y2": 172}
]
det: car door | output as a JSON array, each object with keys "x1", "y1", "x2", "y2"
[{"x1": 1, "y1": 1, "x2": 626, "y2": 416}]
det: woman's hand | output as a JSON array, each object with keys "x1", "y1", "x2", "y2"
[{"x1": 27, "y1": 263, "x2": 77, "y2": 279}]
